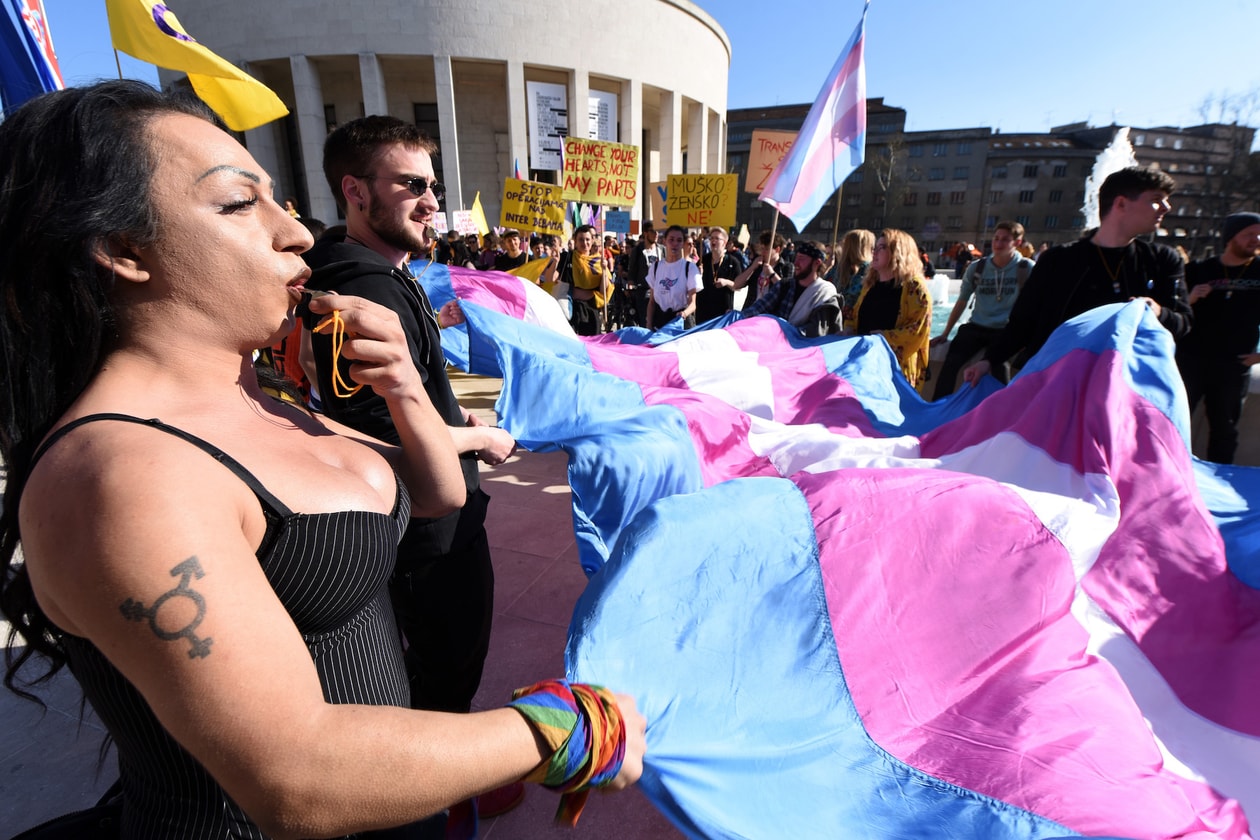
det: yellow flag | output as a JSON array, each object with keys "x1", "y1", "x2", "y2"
[
  {"x1": 508, "y1": 257, "x2": 549, "y2": 286},
  {"x1": 106, "y1": 0, "x2": 287, "y2": 132},
  {"x1": 470, "y1": 192, "x2": 490, "y2": 237}
]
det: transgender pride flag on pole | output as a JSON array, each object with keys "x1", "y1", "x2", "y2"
[{"x1": 759, "y1": 0, "x2": 869, "y2": 232}]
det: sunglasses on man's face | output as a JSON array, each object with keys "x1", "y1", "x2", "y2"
[{"x1": 356, "y1": 174, "x2": 445, "y2": 201}]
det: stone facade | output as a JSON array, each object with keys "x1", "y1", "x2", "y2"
[{"x1": 165, "y1": 0, "x2": 730, "y2": 227}]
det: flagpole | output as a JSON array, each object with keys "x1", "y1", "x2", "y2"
[
  {"x1": 829, "y1": 187, "x2": 844, "y2": 254},
  {"x1": 113, "y1": 49, "x2": 123, "y2": 80}
]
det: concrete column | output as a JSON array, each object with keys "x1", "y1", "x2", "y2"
[
  {"x1": 708, "y1": 108, "x2": 725, "y2": 175},
  {"x1": 433, "y1": 55, "x2": 463, "y2": 211},
  {"x1": 506, "y1": 59, "x2": 528, "y2": 178},
  {"x1": 687, "y1": 100, "x2": 707, "y2": 174},
  {"x1": 290, "y1": 54, "x2": 337, "y2": 222},
  {"x1": 358, "y1": 52, "x2": 387, "y2": 117},
  {"x1": 659, "y1": 89, "x2": 682, "y2": 179},
  {"x1": 240, "y1": 62, "x2": 282, "y2": 196},
  {"x1": 569, "y1": 68, "x2": 590, "y2": 140},
  {"x1": 621, "y1": 77, "x2": 643, "y2": 221}
]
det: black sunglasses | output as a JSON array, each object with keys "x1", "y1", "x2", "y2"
[{"x1": 355, "y1": 174, "x2": 445, "y2": 201}]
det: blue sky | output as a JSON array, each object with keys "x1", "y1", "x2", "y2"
[{"x1": 38, "y1": 0, "x2": 1260, "y2": 140}]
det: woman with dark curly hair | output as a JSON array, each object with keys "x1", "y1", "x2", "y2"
[{"x1": 0, "y1": 81, "x2": 643, "y2": 839}]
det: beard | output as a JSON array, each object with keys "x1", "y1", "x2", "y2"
[{"x1": 365, "y1": 189, "x2": 431, "y2": 254}]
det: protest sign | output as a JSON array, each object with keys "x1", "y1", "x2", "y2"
[
  {"x1": 649, "y1": 181, "x2": 667, "y2": 224},
  {"x1": 527, "y1": 81, "x2": 567, "y2": 171},
  {"x1": 746, "y1": 129, "x2": 797, "y2": 193},
  {"x1": 667, "y1": 173, "x2": 738, "y2": 228},
  {"x1": 500, "y1": 178, "x2": 567, "y2": 236},
  {"x1": 605, "y1": 210, "x2": 631, "y2": 234},
  {"x1": 561, "y1": 137, "x2": 639, "y2": 207},
  {"x1": 451, "y1": 210, "x2": 480, "y2": 235},
  {"x1": 431, "y1": 211, "x2": 449, "y2": 235}
]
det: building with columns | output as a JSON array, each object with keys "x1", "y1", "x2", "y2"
[{"x1": 165, "y1": 0, "x2": 730, "y2": 228}]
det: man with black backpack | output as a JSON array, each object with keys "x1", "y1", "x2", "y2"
[{"x1": 931, "y1": 220, "x2": 1033, "y2": 398}]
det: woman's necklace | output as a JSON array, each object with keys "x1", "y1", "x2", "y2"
[{"x1": 1095, "y1": 244, "x2": 1126, "y2": 296}]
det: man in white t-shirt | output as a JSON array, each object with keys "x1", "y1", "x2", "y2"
[{"x1": 646, "y1": 224, "x2": 702, "y2": 330}]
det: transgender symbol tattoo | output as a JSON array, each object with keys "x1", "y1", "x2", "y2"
[{"x1": 120, "y1": 556, "x2": 214, "y2": 659}]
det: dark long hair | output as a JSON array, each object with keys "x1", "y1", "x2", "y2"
[{"x1": 0, "y1": 81, "x2": 216, "y2": 698}]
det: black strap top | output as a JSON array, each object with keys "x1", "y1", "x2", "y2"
[{"x1": 33, "y1": 414, "x2": 414, "y2": 839}]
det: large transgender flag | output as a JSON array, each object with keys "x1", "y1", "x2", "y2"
[
  {"x1": 421, "y1": 263, "x2": 1260, "y2": 839},
  {"x1": 758, "y1": 0, "x2": 869, "y2": 233}
]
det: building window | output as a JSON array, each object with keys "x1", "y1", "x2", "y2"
[
  {"x1": 1134, "y1": 134, "x2": 1145, "y2": 146},
  {"x1": 848, "y1": 169, "x2": 864, "y2": 183},
  {"x1": 873, "y1": 216, "x2": 884, "y2": 229},
  {"x1": 874, "y1": 194, "x2": 886, "y2": 207},
  {"x1": 933, "y1": 142, "x2": 948, "y2": 156},
  {"x1": 928, "y1": 167, "x2": 945, "y2": 180},
  {"x1": 1173, "y1": 138, "x2": 1184, "y2": 150},
  {"x1": 909, "y1": 144, "x2": 924, "y2": 158},
  {"x1": 926, "y1": 192, "x2": 942, "y2": 206},
  {"x1": 947, "y1": 216, "x2": 963, "y2": 230},
  {"x1": 957, "y1": 141, "x2": 972, "y2": 155},
  {"x1": 900, "y1": 217, "x2": 916, "y2": 230},
  {"x1": 1053, "y1": 164, "x2": 1068, "y2": 177},
  {"x1": 990, "y1": 190, "x2": 1004, "y2": 204},
  {"x1": 949, "y1": 191, "x2": 966, "y2": 205},
  {"x1": 992, "y1": 165, "x2": 1008, "y2": 179},
  {"x1": 908, "y1": 168, "x2": 922, "y2": 182},
  {"x1": 1045, "y1": 215, "x2": 1059, "y2": 228},
  {"x1": 903, "y1": 192, "x2": 919, "y2": 206},
  {"x1": 324, "y1": 104, "x2": 337, "y2": 133},
  {"x1": 1048, "y1": 189, "x2": 1063, "y2": 203},
  {"x1": 953, "y1": 167, "x2": 969, "y2": 180},
  {"x1": 1074, "y1": 190, "x2": 1085, "y2": 203},
  {"x1": 1023, "y1": 164, "x2": 1039, "y2": 178},
  {"x1": 1015, "y1": 215, "x2": 1031, "y2": 226},
  {"x1": 984, "y1": 215, "x2": 998, "y2": 229},
  {"x1": 845, "y1": 194, "x2": 861, "y2": 206},
  {"x1": 1019, "y1": 190, "x2": 1036, "y2": 203},
  {"x1": 1154, "y1": 137, "x2": 1165, "y2": 148},
  {"x1": 1071, "y1": 214, "x2": 1085, "y2": 228}
]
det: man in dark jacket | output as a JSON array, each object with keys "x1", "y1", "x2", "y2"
[
  {"x1": 300, "y1": 116, "x2": 515, "y2": 716},
  {"x1": 963, "y1": 167, "x2": 1191, "y2": 387},
  {"x1": 1177, "y1": 212, "x2": 1260, "y2": 463},
  {"x1": 300, "y1": 117, "x2": 521, "y2": 830}
]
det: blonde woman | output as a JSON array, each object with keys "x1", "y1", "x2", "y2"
[
  {"x1": 851, "y1": 229, "x2": 933, "y2": 387},
  {"x1": 830, "y1": 229, "x2": 875, "y2": 324}
]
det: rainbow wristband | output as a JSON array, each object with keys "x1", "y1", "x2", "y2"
[{"x1": 508, "y1": 679, "x2": 627, "y2": 826}]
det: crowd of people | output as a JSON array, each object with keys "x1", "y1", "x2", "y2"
[
  {"x1": 2, "y1": 76, "x2": 1258, "y2": 840},
  {"x1": 436, "y1": 166, "x2": 1255, "y2": 465}
]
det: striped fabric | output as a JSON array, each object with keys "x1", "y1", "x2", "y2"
[
  {"x1": 49, "y1": 415, "x2": 411, "y2": 838},
  {"x1": 412, "y1": 264, "x2": 1260, "y2": 838}
]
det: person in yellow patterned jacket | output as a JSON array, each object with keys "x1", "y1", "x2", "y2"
[{"x1": 851, "y1": 228, "x2": 933, "y2": 387}]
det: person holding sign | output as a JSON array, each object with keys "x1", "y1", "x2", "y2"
[
  {"x1": 556, "y1": 224, "x2": 613, "y2": 336},
  {"x1": 645, "y1": 225, "x2": 701, "y2": 330},
  {"x1": 739, "y1": 241, "x2": 841, "y2": 338},
  {"x1": 730, "y1": 231, "x2": 793, "y2": 310}
]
